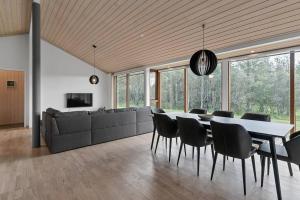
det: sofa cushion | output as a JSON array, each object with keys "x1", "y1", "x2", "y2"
[
  {"x1": 46, "y1": 108, "x2": 60, "y2": 116},
  {"x1": 92, "y1": 111, "x2": 136, "y2": 129},
  {"x1": 97, "y1": 107, "x2": 106, "y2": 112},
  {"x1": 54, "y1": 111, "x2": 91, "y2": 135}
]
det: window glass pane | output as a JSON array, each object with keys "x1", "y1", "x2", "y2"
[
  {"x1": 188, "y1": 63, "x2": 221, "y2": 113},
  {"x1": 160, "y1": 68, "x2": 184, "y2": 112},
  {"x1": 230, "y1": 54, "x2": 290, "y2": 123},
  {"x1": 116, "y1": 75, "x2": 126, "y2": 108},
  {"x1": 150, "y1": 72, "x2": 157, "y2": 107},
  {"x1": 129, "y1": 72, "x2": 145, "y2": 107},
  {"x1": 296, "y1": 52, "x2": 300, "y2": 130}
]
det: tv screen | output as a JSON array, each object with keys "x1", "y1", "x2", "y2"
[{"x1": 66, "y1": 93, "x2": 93, "y2": 108}]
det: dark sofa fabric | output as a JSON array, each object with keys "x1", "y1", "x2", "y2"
[
  {"x1": 136, "y1": 106, "x2": 153, "y2": 135},
  {"x1": 91, "y1": 110, "x2": 136, "y2": 144},
  {"x1": 42, "y1": 106, "x2": 153, "y2": 153},
  {"x1": 43, "y1": 111, "x2": 91, "y2": 153}
]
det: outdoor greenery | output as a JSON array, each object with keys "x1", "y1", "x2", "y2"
[
  {"x1": 129, "y1": 73, "x2": 145, "y2": 107},
  {"x1": 160, "y1": 69, "x2": 185, "y2": 111},
  {"x1": 116, "y1": 52, "x2": 300, "y2": 130},
  {"x1": 231, "y1": 54, "x2": 290, "y2": 123},
  {"x1": 296, "y1": 52, "x2": 300, "y2": 130},
  {"x1": 188, "y1": 64, "x2": 221, "y2": 113},
  {"x1": 116, "y1": 75, "x2": 126, "y2": 108}
]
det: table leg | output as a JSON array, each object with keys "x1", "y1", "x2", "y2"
[
  {"x1": 269, "y1": 137, "x2": 282, "y2": 200},
  {"x1": 282, "y1": 137, "x2": 293, "y2": 176}
]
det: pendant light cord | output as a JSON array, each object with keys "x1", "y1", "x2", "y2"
[
  {"x1": 202, "y1": 24, "x2": 205, "y2": 50},
  {"x1": 93, "y1": 45, "x2": 96, "y2": 75}
]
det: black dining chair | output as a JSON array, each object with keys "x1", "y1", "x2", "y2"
[
  {"x1": 241, "y1": 112, "x2": 293, "y2": 177},
  {"x1": 189, "y1": 108, "x2": 207, "y2": 114},
  {"x1": 258, "y1": 130, "x2": 300, "y2": 187},
  {"x1": 210, "y1": 121, "x2": 257, "y2": 196},
  {"x1": 212, "y1": 110, "x2": 234, "y2": 118},
  {"x1": 150, "y1": 108, "x2": 165, "y2": 150},
  {"x1": 240, "y1": 112, "x2": 271, "y2": 160},
  {"x1": 189, "y1": 108, "x2": 208, "y2": 158},
  {"x1": 154, "y1": 113, "x2": 179, "y2": 162},
  {"x1": 176, "y1": 117, "x2": 214, "y2": 176},
  {"x1": 211, "y1": 110, "x2": 234, "y2": 169},
  {"x1": 241, "y1": 113, "x2": 271, "y2": 143}
]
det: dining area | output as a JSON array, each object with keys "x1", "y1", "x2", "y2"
[{"x1": 150, "y1": 108, "x2": 299, "y2": 200}]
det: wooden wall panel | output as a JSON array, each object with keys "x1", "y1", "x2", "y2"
[
  {"x1": 0, "y1": 70, "x2": 24, "y2": 126},
  {"x1": 0, "y1": 0, "x2": 32, "y2": 36}
]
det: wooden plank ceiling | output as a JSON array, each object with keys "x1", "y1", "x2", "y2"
[
  {"x1": 0, "y1": 0, "x2": 32, "y2": 36},
  {"x1": 1, "y1": 0, "x2": 297, "y2": 73}
]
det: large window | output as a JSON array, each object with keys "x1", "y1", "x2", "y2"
[
  {"x1": 150, "y1": 71, "x2": 157, "y2": 107},
  {"x1": 160, "y1": 68, "x2": 184, "y2": 112},
  {"x1": 116, "y1": 75, "x2": 127, "y2": 108},
  {"x1": 296, "y1": 52, "x2": 300, "y2": 130},
  {"x1": 188, "y1": 63, "x2": 221, "y2": 113},
  {"x1": 128, "y1": 72, "x2": 145, "y2": 107},
  {"x1": 231, "y1": 54, "x2": 290, "y2": 123}
]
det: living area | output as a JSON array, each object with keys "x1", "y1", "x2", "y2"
[{"x1": 1, "y1": 0, "x2": 300, "y2": 200}]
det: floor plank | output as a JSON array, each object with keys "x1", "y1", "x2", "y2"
[{"x1": 0, "y1": 128, "x2": 300, "y2": 200}]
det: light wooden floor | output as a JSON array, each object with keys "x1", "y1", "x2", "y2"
[{"x1": 1, "y1": 128, "x2": 300, "y2": 200}]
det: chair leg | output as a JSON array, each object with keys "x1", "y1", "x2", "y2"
[
  {"x1": 267, "y1": 157, "x2": 270, "y2": 175},
  {"x1": 150, "y1": 127, "x2": 156, "y2": 150},
  {"x1": 233, "y1": 158, "x2": 235, "y2": 162},
  {"x1": 227, "y1": 156, "x2": 229, "y2": 160},
  {"x1": 287, "y1": 162, "x2": 293, "y2": 176},
  {"x1": 251, "y1": 155, "x2": 257, "y2": 182},
  {"x1": 176, "y1": 137, "x2": 178, "y2": 145},
  {"x1": 204, "y1": 145, "x2": 207, "y2": 153},
  {"x1": 242, "y1": 159, "x2": 246, "y2": 196},
  {"x1": 192, "y1": 147, "x2": 195, "y2": 159},
  {"x1": 223, "y1": 155, "x2": 226, "y2": 171},
  {"x1": 184, "y1": 144, "x2": 187, "y2": 157},
  {"x1": 154, "y1": 135, "x2": 160, "y2": 154},
  {"x1": 210, "y1": 144, "x2": 214, "y2": 159},
  {"x1": 177, "y1": 142, "x2": 183, "y2": 166},
  {"x1": 169, "y1": 138, "x2": 172, "y2": 163},
  {"x1": 261, "y1": 156, "x2": 266, "y2": 187},
  {"x1": 165, "y1": 138, "x2": 167, "y2": 150},
  {"x1": 211, "y1": 153, "x2": 218, "y2": 180},
  {"x1": 197, "y1": 147, "x2": 200, "y2": 176},
  {"x1": 299, "y1": 164, "x2": 300, "y2": 171}
]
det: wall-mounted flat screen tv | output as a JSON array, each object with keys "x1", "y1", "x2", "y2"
[{"x1": 66, "y1": 93, "x2": 93, "y2": 108}]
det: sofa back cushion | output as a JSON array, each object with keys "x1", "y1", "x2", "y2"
[
  {"x1": 91, "y1": 110, "x2": 136, "y2": 130},
  {"x1": 54, "y1": 111, "x2": 91, "y2": 135}
]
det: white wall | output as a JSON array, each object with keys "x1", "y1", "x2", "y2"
[
  {"x1": 0, "y1": 35, "x2": 29, "y2": 71},
  {"x1": 0, "y1": 35, "x2": 30, "y2": 127},
  {"x1": 41, "y1": 40, "x2": 112, "y2": 112}
]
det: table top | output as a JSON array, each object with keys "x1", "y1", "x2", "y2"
[{"x1": 163, "y1": 112, "x2": 294, "y2": 138}]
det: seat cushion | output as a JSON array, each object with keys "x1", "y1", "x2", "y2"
[{"x1": 257, "y1": 142, "x2": 290, "y2": 162}]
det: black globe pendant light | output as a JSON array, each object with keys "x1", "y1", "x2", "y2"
[
  {"x1": 190, "y1": 24, "x2": 218, "y2": 76},
  {"x1": 89, "y1": 44, "x2": 99, "y2": 84}
]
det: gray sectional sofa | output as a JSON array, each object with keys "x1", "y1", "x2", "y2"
[{"x1": 42, "y1": 107, "x2": 153, "y2": 153}]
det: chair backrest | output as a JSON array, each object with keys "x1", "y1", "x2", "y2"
[
  {"x1": 189, "y1": 108, "x2": 207, "y2": 114},
  {"x1": 285, "y1": 130, "x2": 300, "y2": 164},
  {"x1": 290, "y1": 130, "x2": 300, "y2": 140},
  {"x1": 212, "y1": 110, "x2": 234, "y2": 118},
  {"x1": 210, "y1": 121, "x2": 252, "y2": 159},
  {"x1": 241, "y1": 112, "x2": 270, "y2": 122},
  {"x1": 176, "y1": 117, "x2": 207, "y2": 146},
  {"x1": 154, "y1": 113, "x2": 177, "y2": 138},
  {"x1": 151, "y1": 107, "x2": 165, "y2": 114}
]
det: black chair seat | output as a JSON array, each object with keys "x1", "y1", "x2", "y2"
[{"x1": 257, "y1": 142, "x2": 289, "y2": 162}]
